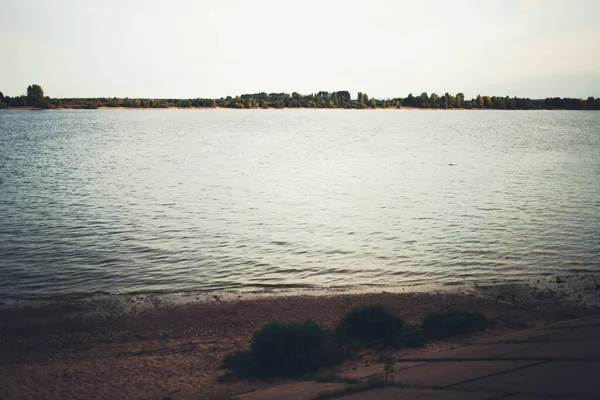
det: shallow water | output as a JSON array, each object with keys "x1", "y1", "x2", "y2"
[{"x1": 0, "y1": 109, "x2": 599, "y2": 299}]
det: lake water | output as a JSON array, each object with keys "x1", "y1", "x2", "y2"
[{"x1": 0, "y1": 109, "x2": 599, "y2": 300}]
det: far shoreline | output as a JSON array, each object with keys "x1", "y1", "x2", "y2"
[{"x1": 4, "y1": 85, "x2": 598, "y2": 111}]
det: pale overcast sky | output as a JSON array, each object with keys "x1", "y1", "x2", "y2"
[{"x1": 1, "y1": 0, "x2": 599, "y2": 99}]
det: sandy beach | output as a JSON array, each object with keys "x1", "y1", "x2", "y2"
[{"x1": 1, "y1": 279, "x2": 599, "y2": 400}]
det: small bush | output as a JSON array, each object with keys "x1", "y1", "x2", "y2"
[
  {"x1": 335, "y1": 304, "x2": 405, "y2": 348},
  {"x1": 222, "y1": 320, "x2": 340, "y2": 378},
  {"x1": 420, "y1": 310, "x2": 488, "y2": 340}
]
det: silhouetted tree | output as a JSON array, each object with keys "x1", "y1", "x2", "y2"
[
  {"x1": 430, "y1": 93, "x2": 439, "y2": 108},
  {"x1": 456, "y1": 93, "x2": 465, "y2": 108},
  {"x1": 27, "y1": 84, "x2": 47, "y2": 108},
  {"x1": 419, "y1": 92, "x2": 430, "y2": 108}
]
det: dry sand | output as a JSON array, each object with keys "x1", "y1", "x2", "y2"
[{"x1": 1, "y1": 281, "x2": 599, "y2": 400}]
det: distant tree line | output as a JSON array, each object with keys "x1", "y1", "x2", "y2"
[{"x1": 1, "y1": 85, "x2": 599, "y2": 110}]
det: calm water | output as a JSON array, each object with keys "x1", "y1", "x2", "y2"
[{"x1": 0, "y1": 109, "x2": 599, "y2": 299}]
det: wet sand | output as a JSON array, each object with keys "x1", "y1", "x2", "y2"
[{"x1": 1, "y1": 281, "x2": 599, "y2": 400}]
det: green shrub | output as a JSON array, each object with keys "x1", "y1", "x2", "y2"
[
  {"x1": 335, "y1": 304, "x2": 405, "y2": 348},
  {"x1": 222, "y1": 320, "x2": 340, "y2": 378},
  {"x1": 421, "y1": 310, "x2": 488, "y2": 340}
]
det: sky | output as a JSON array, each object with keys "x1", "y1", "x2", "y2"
[{"x1": 1, "y1": 0, "x2": 599, "y2": 99}]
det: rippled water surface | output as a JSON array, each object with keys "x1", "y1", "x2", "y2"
[{"x1": 0, "y1": 109, "x2": 599, "y2": 299}]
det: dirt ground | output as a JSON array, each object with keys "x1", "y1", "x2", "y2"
[{"x1": 1, "y1": 280, "x2": 599, "y2": 400}]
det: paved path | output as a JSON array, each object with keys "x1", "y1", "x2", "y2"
[{"x1": 238, "y1": 316, "x2": 600, "y2": 400}]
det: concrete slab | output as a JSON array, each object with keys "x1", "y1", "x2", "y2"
[
  {"x1": 424, "y1": 337, "x2": 600, "y2": 361},
  {"x1": 410, "y1": 342, "x2": 539, "y2": 360},
  {"x1": 335, "y1": 387, "x2": 501, "y2": 400},
  {"x1": 396, "y1": 360, "x2": 540, "y2": 387},
  {"x1": 513, "y1": 338, "x2": 600, "y2": 359},
  {"x1": 474, "y1": 329, "x2": 565, "y2": 345},
  {"x1": 453, "y1": 361, "x2": 600, "y2": 398},
  {"x1": 544, "y1": 316, "x2": 600, "y2": 329},
  {"x1": 474, "y1": 317, "x2": 600, "y2": 345},
  {"x1": 343, "y1": 362, "x2": 425, "y2": 380},
  {"x1": 499, "y1": 396, "x2": 557, "y2": 400},
  {"x1": 238, "y1": 381, "x2": 351, "y2": 400},
  {"x1": 529, "y1": 325, "x2": 600, "y2": 342},
  {"x1": 237, "y1": 317, "x2": 600, "y2": 400}
]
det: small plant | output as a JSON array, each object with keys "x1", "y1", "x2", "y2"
[
  {"x1": 383, "y1": 360, "x2": 395, "y2": 384},
  {"x1": 335, "y1": 304, "x2": 405, "y2": 348},
  {"x1": 221, "y1": 320, "x2": 340, "y2": 378},
  {"x1": 420, "y1": 310, "x2": 488, "y2": 340}
]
